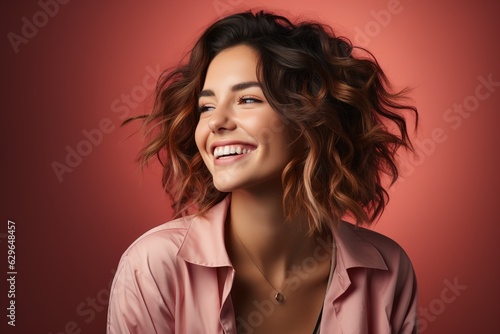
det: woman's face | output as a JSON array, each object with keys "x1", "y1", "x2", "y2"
[{"x1": 195, "y1": 44, "x2": 294, "y2": 193}]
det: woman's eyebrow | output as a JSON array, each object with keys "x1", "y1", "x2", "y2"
[
  {"x1": 198, "y1": 81, "x2": 261, "y2": 98},
  {"x1": 231, "y1": 81, "x2": 261, "y2": 92}
]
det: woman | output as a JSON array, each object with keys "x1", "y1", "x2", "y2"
[{"x1": 107, "y1": 10, "x2": 418, "y2": 333}]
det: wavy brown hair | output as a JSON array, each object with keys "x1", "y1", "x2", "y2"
[{"x1": 131, "y1": 10, "x2": 418, "y2": 234}]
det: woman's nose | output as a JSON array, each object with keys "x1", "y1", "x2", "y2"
[{"x1": 207, "y1": 105, "x2": 236, "y2": 133}]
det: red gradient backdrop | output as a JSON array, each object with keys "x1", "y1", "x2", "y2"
[{"x1": 1, "y1": 0, "x2": 499, "y2": 333}]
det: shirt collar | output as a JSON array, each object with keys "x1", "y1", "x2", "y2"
[
  {"x1": 177, "y1": 196, "x2": 233, "y2": 267},
  {"x1": 177, "y1": 195, "x2": 388, "y2": 272},
  {"x1": 333, "y1": 221, "x2": 389, "y2": 271}
]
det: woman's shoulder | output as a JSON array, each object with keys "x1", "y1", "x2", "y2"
[
  {"x1": 337, "y1": 221, "x2": 415, "y2": 271},
  {"x1": 116, "y1": 216, "x2": 195, "y2": 271},
  {"x1": 116, "y1": 197, "x2": 230, "y2": 273},
  {"x1": 342, "y1": 221, "x2": 406, "y2": 249},
  {"x1": 332, "y1": 225, "x2": 417, "y2": 332}
]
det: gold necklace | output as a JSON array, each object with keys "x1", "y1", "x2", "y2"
[{"x1": 232, "y1": 225, "x2": 286, "y2": 304}]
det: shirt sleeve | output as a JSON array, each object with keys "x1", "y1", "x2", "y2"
[
  {"x1": 107, "y1": 254, "x2": 175, "y2": 334},
  {"x1": 393, "y1": 247, "x2": 418, "y2": 334}
]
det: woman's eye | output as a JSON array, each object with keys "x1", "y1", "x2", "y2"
[
  {"x1": 198, "y1": 105, "x2": 215, "y2": 113},
  {"x1": 238, "y1": 97, "x2": 261, "y2": 104}
]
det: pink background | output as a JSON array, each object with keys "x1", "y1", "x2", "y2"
[{"x1": 2, "y1": 0, "x2": 499, "y2": 333}]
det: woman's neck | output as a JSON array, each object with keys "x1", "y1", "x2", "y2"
[{"x1": 227, "y1": 184, "x2": 316, "y2": 281}]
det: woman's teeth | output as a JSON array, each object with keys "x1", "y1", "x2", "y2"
[{"x1": 213, "y1": 145, "x2": 255, "y2": 158}]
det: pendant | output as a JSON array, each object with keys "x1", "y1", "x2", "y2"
[{"x1": 275, "y1": 292, "x2": 285, "y2": 303}]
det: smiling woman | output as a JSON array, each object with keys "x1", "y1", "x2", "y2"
[
  {"x1": 195, "y1": 45, "x2": 295, "y2": 193},
  {"x1": 108, "y1": 10, "x2": 419, "y2": 334}
]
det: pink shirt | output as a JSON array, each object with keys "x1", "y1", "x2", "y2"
[{"x1": 107, "y1": 196, "x2": 417, "y2": 333}]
